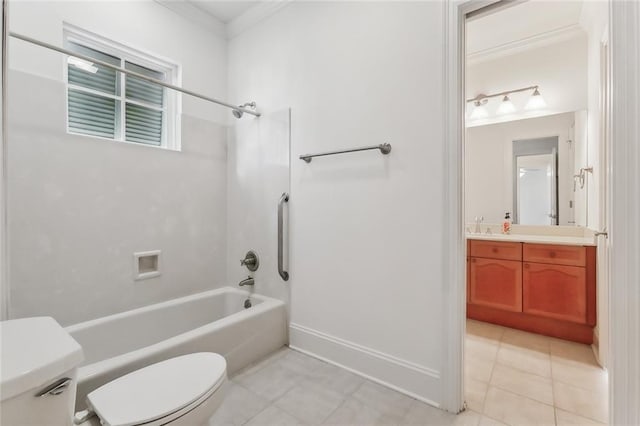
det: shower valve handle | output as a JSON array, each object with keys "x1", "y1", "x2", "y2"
[{"x1": 240, "y1": 251, "x2": 259, "y2": 272}]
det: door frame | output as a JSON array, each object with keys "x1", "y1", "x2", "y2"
[
  {"x1": 443, "y1": 0, "x2": 640, "y2": 423},
  {"x1": 0, "y1": 0, "x2": 8, "y2": 322},
  {"x1": 608, "y1": 1, "x2": 640, "y2": 424}
]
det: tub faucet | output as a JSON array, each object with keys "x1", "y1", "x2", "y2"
[{"x1": 239, "y1": 277, "x2": 254, "y2": 287}]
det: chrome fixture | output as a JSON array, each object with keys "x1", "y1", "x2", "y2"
[
  {"x1": 278, "y1": 193, "x2": 289, "y2": 281},
  {"x1": 240, "y1": 250, "x2": 259, "y2": 272},
  {"x1": 474, "y1": 216, "x2": 484, "y2": 234},
  {"x1": 467, "y1": 85, "x2": 540, "y2": 104},
  {"x1": 239, "y1": 277, "x2": 254, "y2": 287},
  {"x1": 232, "y1": 102, "x2": 257, "y2": 119},
  {"x1": 467, "y1": 85, "x2": 546, "y2": 118},
  {"x1": 594, "y1": 228, "x2": 608, "y2": 238},
  {"x1": 573, "y1": 166, "x2": 594, "y2": 191},
  {"x1": 35, "y1": 377, "x2": 73, "y2": 397},
  {"x1": 8, "y1": 31, "x2": 260, "y2": 117},
  {"x1": 300, "y1": 143, "x2": 392, "y2": 163}
]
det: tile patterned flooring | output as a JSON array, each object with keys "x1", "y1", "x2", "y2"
[
  {"x1": 209, "y1": 320, "x2": 608, "y2": 425},
  {"x1": 464, "y1": 320, "x2": 608, "y2": 426}
]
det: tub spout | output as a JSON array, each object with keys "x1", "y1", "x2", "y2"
[{"x1": 239, "y1": 277, "x2": 254, "y2": 287}]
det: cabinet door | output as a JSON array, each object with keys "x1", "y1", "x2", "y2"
[
  {"x1": 523, "y1": 262, "x2": 587, "y2": 323},
  {"x1": 469, "y1": 258, "x2": 522, "y2": 312}
]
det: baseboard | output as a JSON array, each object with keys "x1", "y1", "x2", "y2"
[
  {"x1": 467, "y1": 304, "x2": 594, "y2": 344},
  {"x1": 289, "y1": 322, "x2": 441, "y2": 407}
]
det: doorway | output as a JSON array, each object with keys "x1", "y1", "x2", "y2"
[
  {"x1": 459, "y1": 1, "x2": 610, "y2": 424},
  {"x1": 512, "y1": 137, "x2": 559, "y2": 226}
]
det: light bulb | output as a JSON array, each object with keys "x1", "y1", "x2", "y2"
[
  {"x1": 497, "y1": 95, "x2": 516, "y2": 115},
  {"x1": 469, "y1": 100, "x2": 489, "y2": 120},
  {"x1": 525, "y1": 88, "x2": 546, "y2": 110}
]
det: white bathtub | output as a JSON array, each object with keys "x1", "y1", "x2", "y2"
[{"x1": 65, "y1": 287, "x2": 287, "y2": 409}]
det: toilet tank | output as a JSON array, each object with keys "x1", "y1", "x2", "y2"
[{"x1": 1, "y1": 317, "x2": 84, "y2": 426}]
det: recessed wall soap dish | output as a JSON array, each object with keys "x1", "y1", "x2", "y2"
[{"x1": 134, "y1": 250, "x2": 161, "y2": 280}]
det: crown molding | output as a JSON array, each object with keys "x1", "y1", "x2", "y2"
[
  {"x1": 467, "y1": 24, "x2": 586, "y2": 66},
  {"x1": 153, "y1": 0, "x2": 227, "y2": 39},
  {"x1": 226, "y1": 1, "x2": 293, "y2": 39}
]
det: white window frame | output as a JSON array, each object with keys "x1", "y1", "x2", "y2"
[{"x1": 63, "y1": 23, "x2": 181, "y2": 151}]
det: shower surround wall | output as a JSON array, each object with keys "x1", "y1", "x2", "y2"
[
  {"x1": 7, "y1": 1, "x2": 228, "y2": 325},
  {"x1": 226, "y1": 109, "x2": 291, "y2": 306},
  {"x1": 228, "y1": 2, "x2": 446, "y2": 405}
]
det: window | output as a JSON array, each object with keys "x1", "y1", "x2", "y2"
[{"x1": 64, "y1": 26, "x2": 180, "y2": 150}]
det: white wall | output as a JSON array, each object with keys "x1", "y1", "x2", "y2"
[
  {"x1": 7, "y1": 1, "x2": 229, "y2": 325},
  {"x1": 466, "y1": 36, "x2": 588, "y2": 127},
  {"x1": 580, "y1": 0, "x2": 609, "y2": 231},
  {"x1": 580, "y1": 0, "x2": 609, "y2": 369},
  {"x1": 573, "y1": 110, "x2": 588, "y2": 227},
  {"x1": 465, "y1": 113, "x2": 579, "y2": 226},
  {"x1": 228, "y1": 2, "x2": 446, "y2": 405}
]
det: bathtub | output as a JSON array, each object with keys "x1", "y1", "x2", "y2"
[{"x1": 65, "y1": 287, "x2": 287, "y2": 409}]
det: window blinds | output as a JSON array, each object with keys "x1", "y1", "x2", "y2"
[{"x1": 67, "y1": 42, "x2": 166, "y2": 146}]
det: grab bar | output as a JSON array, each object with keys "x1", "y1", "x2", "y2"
[
  {"x1": 278, "y1": 192, "x2": 290, "y2": 281},
  {"x1": 300, "y1": 143, "x2": 392, "y2": 163}
]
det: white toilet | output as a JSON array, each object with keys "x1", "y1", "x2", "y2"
[{"x1": 0, "y1": 317, "x2": 227, "y2": 426}]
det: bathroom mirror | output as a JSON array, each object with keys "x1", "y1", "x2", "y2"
[{"x1": 465, "y1": 111, "x2": 588, "y2": 227}]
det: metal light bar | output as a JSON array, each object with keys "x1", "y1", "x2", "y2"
[
  {"x1": 9, "y1": 31, "x2": 261, "y2": 117},
  {"x1": 466, "y1": 85, "x2": 538, "y2": 103},
  {"x1": 300, "y1": 143, "x2": 392, "y2": 163}
]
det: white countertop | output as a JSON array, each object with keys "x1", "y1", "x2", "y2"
[{"x1": 466, "y1": 233, "x2": 597, "y2": 246}]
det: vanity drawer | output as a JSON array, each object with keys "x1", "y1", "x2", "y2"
[
  {"x1": 523, "y1": 244, "x2": 586, "y2": 267},
  {"x1": 469, "y1": 240, "x2": 522, "y2": 261}
]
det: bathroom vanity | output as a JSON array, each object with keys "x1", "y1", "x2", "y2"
[{"x1": 466, "y1": 234, "x2": 596, "y2": 344}]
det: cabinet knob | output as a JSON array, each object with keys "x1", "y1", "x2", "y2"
[
  {"x1": 492, "y1": 248, "x2": 498, "y2": 253},
  {"x1": 524, "y1": 263, "x2": 530, "y2": 269},
  {"x1": 549, "y1": 251, "x2": 556, "y2": 258}
]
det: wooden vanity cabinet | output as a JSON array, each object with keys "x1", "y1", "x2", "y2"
[
  {"x1": 523, "y1": 262, "x2": 587, "y2": 323},
  {"x1": 467, "y1": 239, "x2": 596, "y2": 344},
  {"x1": 469, "y1": 258, "x2": 522, "y2": 312}
]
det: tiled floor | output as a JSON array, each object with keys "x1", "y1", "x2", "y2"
[
  {"x1": 209, "y1": 347, "x2": 482, "y2": 426},
  {"x1": 208, "y1": 320, "x2": 608, "y2": 426},
  {"x1": 465, "y1": 319, "x2": 608, "y2": 426}
]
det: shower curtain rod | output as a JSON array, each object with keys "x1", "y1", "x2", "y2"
[{"x1": 8, "y1": 32, "x2": 261, "y2": 117}]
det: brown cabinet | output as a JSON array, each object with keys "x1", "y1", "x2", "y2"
[
  {"x1": 470, "y1": 240, "x2": 522, "y2": 261},
  {"x1": 467, "y1": 239, "x2": 597, "y2": 344},
  {"x1": 523, "y1": 262, "x2": 587, "y2": 323},
  {"x1": 470, "y1": 258, "x2": 522, "y2": 312},
  {"x1": 523, "y1": 244, "x2": 586, "y2": 267}
]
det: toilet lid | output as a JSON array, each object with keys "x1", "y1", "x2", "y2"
[{"x1": 87, "y1": 352, "x2": 226, "y2": 426}]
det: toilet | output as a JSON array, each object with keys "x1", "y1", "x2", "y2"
[{"x1": 0, "y1": 317, "x2": 227, "y2": 426}]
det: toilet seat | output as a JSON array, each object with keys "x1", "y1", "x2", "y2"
[{"x1": 86, "y1": 353, "x2": 227, "y2": 426}]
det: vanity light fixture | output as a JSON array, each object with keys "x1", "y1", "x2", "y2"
[
  {"x1": 496, "y1": 95, "x2": 516, "y2": 115},
  {"x1": 525, "y1": 88, "x2": 547, "y2": 110},
  {"x1": 466, "y1": 85, "x2": 546, "y2": 120}
]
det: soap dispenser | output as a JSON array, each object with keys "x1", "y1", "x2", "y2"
[{"x1": 502, "y1": 212, "x2": 512, "y2": 234}]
